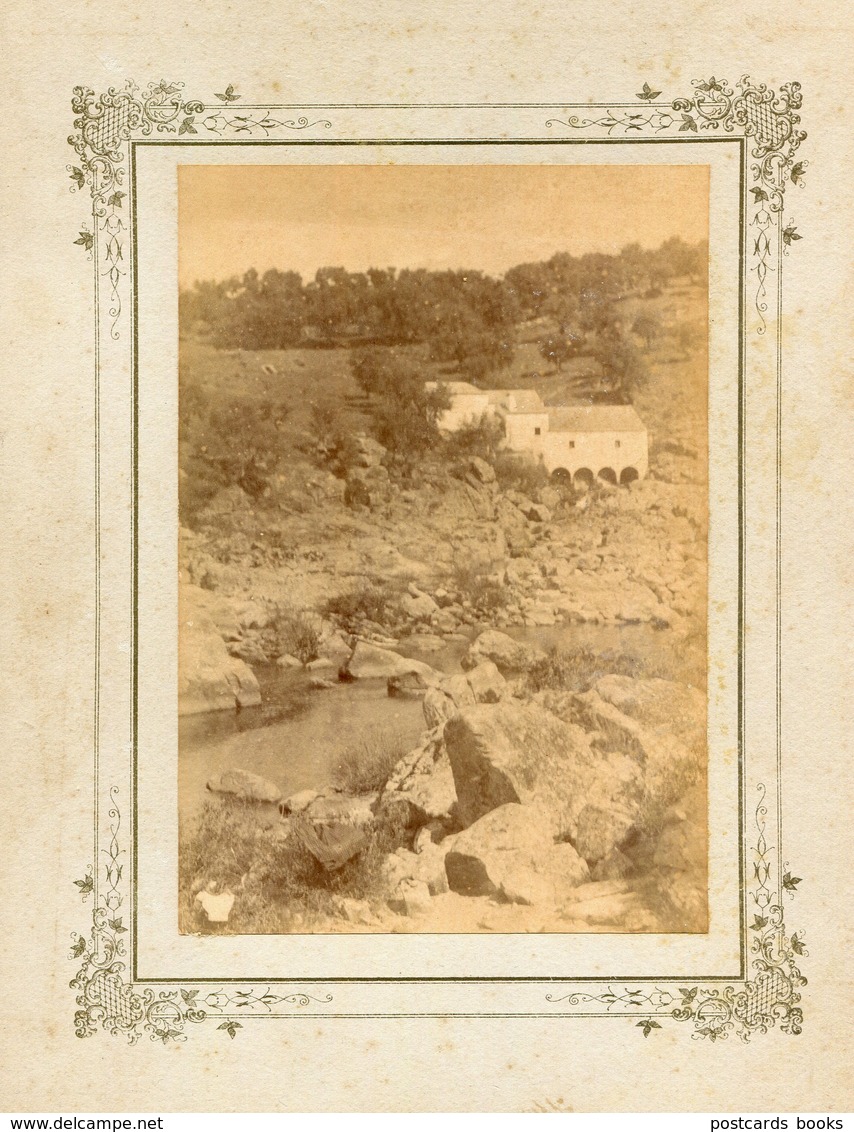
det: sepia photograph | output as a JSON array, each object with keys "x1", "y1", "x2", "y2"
[{"x1": 177, "y1": 163, "x2": 710, "y2": 936}]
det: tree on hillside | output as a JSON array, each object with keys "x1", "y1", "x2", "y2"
[
  {"x1": 504, "y1": 261, "x2": 552, "y2": 319},
  {"x1": 205, "y1": 397, "x2": 292, "y2": 499},
  {"x1": 349, "y1": 348, "x2": 451, "y2": 468},
  {"x1": 538, "y1": 332, "x2": 583, "y2": 374},
  {"x1": 444, "y1": 411, "x2": 505, "y2": 463},
  {"x1": 372, "y1": 383, "x2": 452, "y2": 469},
  {"x1": 310, "y1": 401, "x2": 360, "y2": 475},
  {"x1": 351, "y1": 346, "x2": 422, "y2": 401},
  {"x1": 426, "y1": 270, "x2": 518, "y2": 380},
  {"x1": 178, "y1": 389, "x2": 291, "y2": 519},
  {"x1": 632, "y1": 310, "x2": 662, "y2": 351},
  {"x1": 594, "y1": 333, "x2": 648, "y2": 400}
]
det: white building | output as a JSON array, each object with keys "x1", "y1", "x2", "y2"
[{"x1": 428, "y1": 382, "x2": 648, "y2": 487}]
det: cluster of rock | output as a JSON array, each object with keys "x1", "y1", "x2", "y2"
[
  {"x1": 366, "y1": 637, "x2": 707, "y2": 929},
  {"x1": 179, "y1": 586, "x2": 262, "y2": 715},
  {"x1": 200, "y1": 629, "x2": 705, "y2": 933},
  {"x1": 178, "y1": 437, "x2": 706, "y2": 718}
]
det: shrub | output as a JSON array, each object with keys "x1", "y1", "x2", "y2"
[
  {"x1": 332, "y1": 726, "x2": 409, "y2": 795},
  {"x1": 322, "y1": 578, "x2": 403, "y2": 631},
  {"x1": 451, "y1": 561, "x2": 508, "y2": 614},
  {"x1": 538, "y1": 332, "x2": 583, "y2": 373},
  {"x1": 179, "y1": 386, "x2": 291, "y2": 523},
  {"x1": 526, "y1": 646, "x2": 643, "y2": 694},
  {"x1": 178, "y1": 790, "x2": 413, "y2": 934},
  {"x1": 310, "y1": 402, "x2": 361, "y2": 476},
  {"x1": 493, "y1": 452, "x2": 550, "y2": 497},
  {"x1": 272, "y1": 609, "x2": 321, "y2": 664},
  {"x1": 443, "y1": 412, "x2": 505, "y2": 463},
  {"x1": 593, "y1": 332, "x2": 648, "y2": 398}
]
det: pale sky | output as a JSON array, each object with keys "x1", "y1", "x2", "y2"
[{"x1": 178, "y1": 164, "x2": 708, "y2": 287}]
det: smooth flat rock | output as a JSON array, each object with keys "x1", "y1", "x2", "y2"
[
  {"x1": 207, "y1": 768, "x2": 281, "y2": 804},
  {"x1": 460, "y1": 629, "x2": 545, "y2": 674},
  {"x1": 342, "y1": 641, "x2": 438, "y2": 682}
]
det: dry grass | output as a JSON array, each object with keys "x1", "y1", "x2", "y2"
[
  {"x1": 179, "y1": 792, "x2": 412, "y2": 935},
  {"x1": 450, "y1": 561, "x2": 508, "y2": 614},
  {"x1": 272, "y1": 607, "x2": 321, "y2": 664},
  {"x1": 526, "y1": 645, "x2": 644, "y2": 694},
  {"x1": 332, "y1": 725, "x2": 409, "y2": 795}
]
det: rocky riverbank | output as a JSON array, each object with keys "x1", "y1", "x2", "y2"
[
  {"x1": 182, "y1": 629, "x2": 706, "y2": 934},
  {"x1": 178, "y1": 429, "x2": 708, "y2": 934},
  {"x1": 178, "y1": 435, "x2": 706, "y2": 713}
]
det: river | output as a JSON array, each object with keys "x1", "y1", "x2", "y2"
[{"x1": 178, "y1": 622, "x2": 675, "y2": 819}]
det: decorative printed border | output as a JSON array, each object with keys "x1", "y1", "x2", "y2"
[{"x1": 68, "y1": 77, "x2": 807, "y2": 1042}]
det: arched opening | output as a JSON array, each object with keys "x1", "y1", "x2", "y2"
[
  {"x1": 551, "y1": 467, "x2": 572, "y2": 486},
  {"x1": 598, "y1": 467, "x2": 617, "y2": 484},
  {"x1": 619, "y1": 466, "x2": 639, "y2": 486},
  {"x1": 573, "y1": 467, "x2": 594, "y2": 488}
]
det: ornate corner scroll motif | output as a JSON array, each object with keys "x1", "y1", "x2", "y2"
[
  {"x1": 546, "y1": 786, "x2": 807, "y2": 1042},
  {"x1": 67, "y1": 81, "x2": 332, "y2": 337},
  {"x1": 70, "y1": 788, "x2": 332, "y2": 1043},
  {"x1": 67, "y1": 81, "x2": 206, "y2": 339},
  {"x1": 547, "y1": 75, "x2": 807, "y2": 332}
]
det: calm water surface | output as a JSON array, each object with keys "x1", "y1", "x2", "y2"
[{"x1": 178, "y1": 622, "x2": 671, "y2": 818}]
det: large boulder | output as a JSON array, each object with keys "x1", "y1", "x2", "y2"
[
  {"x1": 444, "y1": 702, "x2": 644, "y2": 857},
  {"x1": 523, "y1": 502, "x2": 552, "y2": 523},
  {"x1": 464, "y1": 660, "x2": 507, "y2": 704},
  {"x1": 570, "y1": 675, "x2": 705, "y2": 789},
  {"x1": 344, "y1": 465, "x2": 391, "y2": 509},
  {"x1": 587, "y1": 675, "x2": 705, "y2": 738},
  {"x1": 207, "y1": 768, "x2": 281, "y2": 804},
  {"x1": 400, "y1": 589, "x2": 440, "y2": 621},
  {"x1": 388, "y1": 670, "x2": 434, "y2": 699},
  {"x1": 278, "y1": 789, "x2": 319, "y2": 815},
  {"x1": 537, "y1": 486, "x2": 562, "y2": 510},
  {"x1": 382, "y1": 841, "x2": 452, "y2": 896},
  {"x1": 342, "y1": 641, "x2": 438, "y2": 683},
  {"x1": 353, "y1": 435, "x2": 387, "y2": 467},
  {"x1": 179, "y1": 587, "x2": 261, "y2": 715},
  {"x1": 387, "y1": 878, "x2": 433, "y2": 917},
  {"x1": 460, "y1": 629, "x2": 545, "y2": 674},
  {"x1": 421, "y1": 663, "x2": 505, "y2": 728},
  {"x1": 303, "y1": 793, "x2": 377, "y2": 827},
  {"x1": 316, "y1": 629, "x2": 353, "y2": 665},
  {"x1": 445, "y1": 803, "x2": 589, "y2": 905},
  {"x1": 468, "y1": 456, "x2": 496, "y2": 484},
  {"x1": 422, "y1": 686, "x2": 461, "y2": 729},
  {"x1": 380, "y1": 727, "x2": 457, "y2": 824}
]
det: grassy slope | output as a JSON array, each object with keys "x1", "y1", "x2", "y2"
[
  {"x1": 178, "y1": 282, "x2": 708, "y2": 603},
  {"x1": 180, "y1": 281, "x2": 708, "y2": 454}
]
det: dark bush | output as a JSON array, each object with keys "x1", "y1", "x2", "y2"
[
  {"x1": 526, "y1": 646, "x2": 643, "y2": 694},
  {"x1": 451, "y1": 562, "x2": 508, "y2": 614},
  {"x1": 322, "y1": 579, "x2": 404, "y2": 631},
  {"x1": 442, "y1": 412, "x2": 505, "y2": 463},
  {"x1": 272, "y1": 609, "x2": 321, "y2": 664},
  {"x1": 493, "y1": 452, "x2": 550, "y2": 497}
]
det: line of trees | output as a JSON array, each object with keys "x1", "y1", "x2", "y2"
[{"x1": 179, "y1": 237, "x2": 708, "y2": 367}]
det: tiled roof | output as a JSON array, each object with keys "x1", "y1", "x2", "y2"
[
  {"x1": 547, "y1": 405, "x2": 647, "y2": 433},
  {"x1": 425, "y1": 380, "x2": 483, "y2": 395},
  {"x1": 486, "y1": 389, "x2": 546, "y2": 412}
]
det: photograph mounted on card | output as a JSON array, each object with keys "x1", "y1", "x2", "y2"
[{"x1": 67, "y1": 78, "x2": 808, "y2": 1037}]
